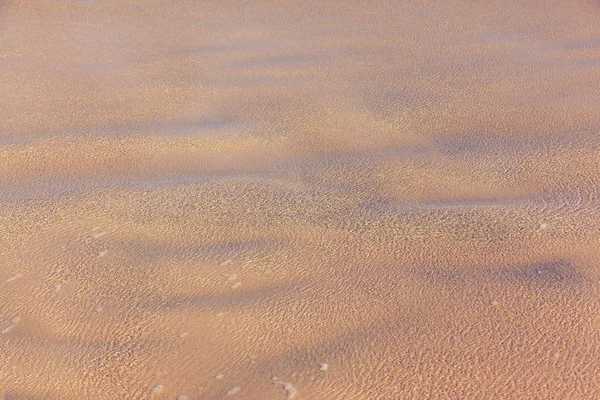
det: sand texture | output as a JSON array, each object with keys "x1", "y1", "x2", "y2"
[{"x1": 2, "y1": 0, "x2": 600, "y2": 398}]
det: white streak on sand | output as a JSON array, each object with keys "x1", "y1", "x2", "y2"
[
  {"x1": 272, "y1": 377, "x2": 297, "y2": 399},
  {"x1": 6, "y1": 273, "x2": 22, "y2": 282},
  {"x1": 1, "y1": 316, "x2": 21, "y2": 334},
  {"x1": 91, "y1": 231, "x2": 107, "y2": 239},
  {"x1": 1, "y1": 325, "x2": 14, "y2": 334},
  {"x1": 226, "y1": 386, "x2": 240, "y2": 395},
  {"x1": 151, "y1": 384, "x2": 164, "y2": 393}
]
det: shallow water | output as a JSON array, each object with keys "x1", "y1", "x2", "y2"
[{"x1": 2, "y1": 0, "x2": 600, "y2": 399}]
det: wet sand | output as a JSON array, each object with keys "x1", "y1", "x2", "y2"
[{"x1": 2, "y1": 0, "x2": 600, "y2": 398}]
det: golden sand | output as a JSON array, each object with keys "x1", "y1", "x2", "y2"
[{"x1": 2, "y1": 0, "x2": 600, "y2": 398}]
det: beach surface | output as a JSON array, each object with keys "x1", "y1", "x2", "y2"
[{"x1": 2, "y1": 0, "x2": 600, "y2": 398}]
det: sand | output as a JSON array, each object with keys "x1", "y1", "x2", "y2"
[{"x1": 2, "y1": 0, "x2": 600, "y2": 398}]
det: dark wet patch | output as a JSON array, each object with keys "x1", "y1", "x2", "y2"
[
  {"x1": 553, "y1": 38, "x2": 600, "y2": 51},
  {"x1": 488, "y1": 260, "x2": 579, "y2": 285},
  {"x1": 110, "y1": 236, "x2": 286, "y2": 265},
  {"x1": 4, "y1": 393, "x2": 53, "y2": 400},
  {"x1": 147, "y1": 281, "x2": 298, "y2": 311},
  {"x1": 414, "y1": 259, "x2": 583, "y2": 288}
]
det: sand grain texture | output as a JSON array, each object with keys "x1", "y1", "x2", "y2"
[{"x1": 2, "y1": 0, "x2": 600, "y2": 399}]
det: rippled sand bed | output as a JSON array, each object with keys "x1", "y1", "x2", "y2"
[{"x1": 2, "y1": 1, "x2": 600, "y2": 398}]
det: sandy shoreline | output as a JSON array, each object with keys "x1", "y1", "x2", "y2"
[{"x1": 2, "y1": 1, "x2": 600, "y2": 398}]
